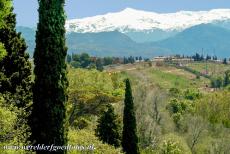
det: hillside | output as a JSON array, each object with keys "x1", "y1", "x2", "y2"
[
  {"x1": 154, "y1": 24, "x2": 230, "y2": 57},
  {"x1": 67, "y1": 31, "x2": 169, "y2": 57},
  {"x1": 125, "y1": 29, "x2": 178, "y2": 42},
  {"x1": 17, "y1": 27, "x2": 170, "y2": 57},
  {"x1": 17, "y1": 24, "x2": 230, "y2": 58}
]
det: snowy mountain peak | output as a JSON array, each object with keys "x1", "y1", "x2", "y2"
[
  {"x1": 65, "y1": 8, "x2": 230, "y2": 33},
  {"x1": 122, "y1": 7, "x2": 137, "y2": 12}
]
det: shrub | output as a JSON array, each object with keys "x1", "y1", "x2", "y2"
[{"x1": 68, "y1": 129, "x2": 122, "y2": 154}]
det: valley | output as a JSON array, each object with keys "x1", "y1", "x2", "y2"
[
  {"x1": 65, "y1": 60, "x2": 230, "y2": 153},
  {"x1": 1, "y1": 2, "x2": 230, "y2": 153}
]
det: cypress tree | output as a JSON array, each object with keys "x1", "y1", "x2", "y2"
[
  {"x1": 30, "y1": 0, "x2": 68, "y2": 153},
  {"x1": 122, "y1": 79, "x2": 140, "y2": 154},
  {"x1": 96, "y1": 104, "x2": 121, "y2": 147}
]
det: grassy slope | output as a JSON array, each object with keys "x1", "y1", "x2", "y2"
[{"x1": 106, "y1": 62, "x2": 210, "y2": 90}]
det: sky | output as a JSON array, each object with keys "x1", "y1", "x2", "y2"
[{"x1": 13, "y1": 0, "x2": 230, "y2": 27}]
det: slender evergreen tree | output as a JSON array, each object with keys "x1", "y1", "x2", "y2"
[
  {"x1": 122, "y1": 79, "x2": 140, "y2": 154},
  {"x1": 96, "y1": 104, "x2": 121, "y2": 147},
  {"x1": 30, "y1": 0, "x2": 68, "y2": 153}
]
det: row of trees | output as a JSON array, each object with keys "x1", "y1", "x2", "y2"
[
  {"x1": 67, "y1": 53, "x2": 117, "y2": 70},
  {"x1": 174, "y1": 53, "x2": 224, "y2": 62},
  {"x1": 96, "y1": 79, "x2": 140, "y2": 154},
  {"x1": 67, "y1": 53, "x2": 145, "y2": 71},
  {"x1": 191, "y1": 53, "x2": 217, "y2": 61},
  {"x1": 191, "y1": 53, "x2": 229, "y2": 64}
]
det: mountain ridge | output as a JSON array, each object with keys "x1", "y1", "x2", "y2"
[
  {"x1": 66, "y1": 8, "x2": 230, "y2": 33},
  {"x1": 17, "y1": 24, "x2": 230, "y2": 58},
  {"x1": 153, "y1": 24, "x2": 230, "y2": 57}
]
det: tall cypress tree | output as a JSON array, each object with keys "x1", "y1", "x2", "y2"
[
  {"x1": 30, "y1": 0, "x2": 68, "y2": 152},
  {"x1": 122, "y1": 79, "x2": 140, "y2": 154},
  {"x1": 96, "y1": 104, "x2": 121, "y2": 147},
  {"x1": 0, "y1": 0, "x2": 32, "y2": 108}
]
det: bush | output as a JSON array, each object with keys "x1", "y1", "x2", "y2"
[
  {"x1": 68, "y1": 129, "x2": 122, "y2": 154},
  {"x1": 158, "y1": 134, "x2": 191, "y2": 154},
  {"x1": 72, "y1": 117, "x2": 91, "y2": 130},
  {"x1": 195, "y1": 91, "x2": 230, "y2": 128},
  {"x1": 169, "y1": 88, "x2": 180, "y2": 98},
  {"x1": 183, "y1": 89, "x2": 201, "y2": 100},
  {"x1": 211, "y1": 77, "x2": 223, "y2": 88},
  {"x1": 0, "y1": 96, "x2": 28, "y2": 154}
]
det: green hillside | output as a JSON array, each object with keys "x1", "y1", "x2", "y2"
[
  {"x1": 65, "y1": 61, "x2": 229, "y2": 153},
  {"x1": 2, "y1": 59, "x2": 230, "y2": 153}
]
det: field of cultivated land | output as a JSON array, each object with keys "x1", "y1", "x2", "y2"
[{"x1": 106, "y1": 62, "x2": 210, "y2": 91}]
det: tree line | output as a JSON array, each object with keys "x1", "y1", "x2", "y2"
[
  {"x1": 67, "y1": 53, "x2": 145, "y2": 71},
  {"x1": 173, "y1": 53, "x2": 229, "y2": 64}
]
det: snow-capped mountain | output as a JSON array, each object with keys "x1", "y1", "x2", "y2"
[{"x1": 65, "y1": 8, "x2": 230, "y2": 33}]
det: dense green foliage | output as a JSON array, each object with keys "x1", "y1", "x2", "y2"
[
  {"x1": 196, "y1": 91, "x2": 230, "y2": 128},
  {"x1": 211, "y1": 76, "x2": 223, "y2": 88},
  {"x1": 0, "y1": 0, "x2": 32, "y2": 108},
  {"x1": 122, "y1": 79, "x2": 140, "y2": 154},
  {"x1": 67, "y1": 53, "x2": 141, "y2": 71},
  {"x1": 223, "y1": 70, "x2": 230, "y2": 87},
  {"x1": 0, "y1": 0, "x2": 11, "y2": 28},
  {"x1": 96, "y1": 104, "x2": 121, "y2": 147},
  {"x1": 0, "y1": 0, "x2": 32, "y2": 152},
  {"x1": 68, "y1": 53, "x2": 113, "y2": 70},
  {"x1": 210, "y1": 70, "x2": 230, "y2": 88},
  {"x1": 0, "y1": 43, "x2": 6, "y2": 61},
  {"x1": 67, "y1": 68, "x2": 124, "y2": 127},
  {"x1": 68, "y1": 129, "x2": 122, "y2": 154},
  {"x1": 66, "y1": 68, "x2": 124, "y2": 153},
  {"x1": 30, "y1": 0, "x2": 68, "y2": 152}
]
